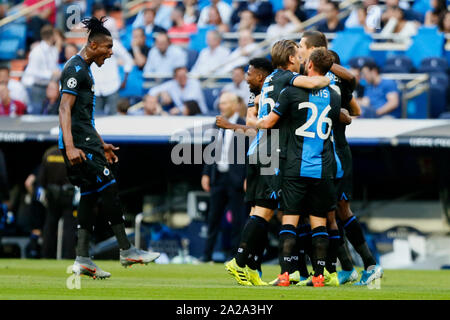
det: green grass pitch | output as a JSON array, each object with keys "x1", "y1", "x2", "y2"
[{"x1": 0, "y1": 259, "x2": 449, "y2": 300}]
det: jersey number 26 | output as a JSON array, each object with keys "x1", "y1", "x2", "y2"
[{"x1": 295, "y1": 102, "x2": 332, "y2": 140}]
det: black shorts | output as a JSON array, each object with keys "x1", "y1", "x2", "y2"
[
  {"x1": 61, "y1": 148, "x2": 116, "y2": 195},
  {"x1": 245, "y1": 163, "x2": 280, "y2": 210},
  {"x1": 281, "y1": 176, "x2": 337, "y2": 218},
  {"x1": 335, "y1": 145, "x2": 353, "y2": 202}
]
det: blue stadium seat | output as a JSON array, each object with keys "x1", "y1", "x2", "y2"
[
  {"x1": 203, "y1": 87, "x2": 221, "y2": 111},
  {"x1": 0, "y1": 39, "x2": 20, "y2": 60},
  {"x1": 0, "y1": 23, "x2": 26, "y2": 50},
  {"x1": 348, "y1": 56, "x2": 376, "y2": 69},
  {"x1": 330, "y1": 28, "x2": 372, "y2": 66},
  {"x1": 383, "y1": 56, "x2": 414, "y2": 73},
  {"x1": 119, "y1": 66, "x2": 145, "y2": 98},
  {"x1": 189, "y1": 26, "x2": 216, "y2": 52},
  {"x1": 406, "y1": 27, "x2": 445, "y2": 68},
  {"x1": 186, "y1": 48, "x2": 199, "y2": 71},
  {"x1": 428, "y1": 73, "x2": 449, "y2": 118},
  {"x1": 418, "y1": 57, "x2": 448, "y2": 73}
]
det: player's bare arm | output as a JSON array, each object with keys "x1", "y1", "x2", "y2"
[
  {"x1": 59, "y1": 93, "x2": 86, "y2": 165},
  {"x1": 349, "y1": 96, "x2": 362, "y2": 117},
  {"x1": 340, "y1": 108, "x2": 352, "y2": 125},
  {"x1": 330, "y1": 63, "x2": 356, "y2": 91},
  {"x1": 292, "y1": 75, "x2": 330, "y2": 89},
  {"x1": 256, "y1": 111, "x2": 280, "y2": 130}
]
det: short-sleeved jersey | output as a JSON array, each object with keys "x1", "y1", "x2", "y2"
[
  {"x1": 248, "y1": 69, "x2": 299, "y2": 157},
  {"x1": 273, "y1": 85, "x2": 343, "y2": 179},
  {"x1": 327, "y1": 71, "x2": 353, "y2": 150},
  {"x1": 58, "y1": 54, "x2": 102, "y2": 154}
]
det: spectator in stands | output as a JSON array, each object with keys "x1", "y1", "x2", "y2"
[
  {"x1": 92, "y1": 3, "x2": 119, "y2": 40},
  {"x1": 200, "y1": 91, "x2": 248, "y2": 262},
  {"x1": 117, "y1": 98, "x2": 130, "y2": 116},
  {"x1": 91, "y1": 40, "x2": 134, "y2": 115},
  {"x1": 132, "y1": 0, "x2": 174, "y2": 31},
  {"x1": 168, "y1": 6, "x2": 198, "y2": 45},
  {"x1": 425, "y1": 0, "x2": 447, "y2": 26},
  {"x1": 381, "y1": 0, "x2": 412, "y2": 27},
  {"x1": 232, "y1": 9, "x2": 266, "y2": 33},
  {"x1": 198, "y1": 0, "x2": 233, "y2": 27},
  {"x1": 41, "y1": 80, "x2": 60, "y2": 115},
  {"x1": 221, "y1": 66, "x2": 250, "y2": 105},
  {"x1": 283, "y1": 0, "x2": 307, "y2": 23},
  {"x1": 21, "y1": 24, "x2": 60, "y2": 114},
  {"x1": 221, "y1": 30, "x2": 261, "y2": 74},
  {"x1": 183, "y1": 100, "x2": 202, "y2": 116},
  {"x1": 345, "y1": 0, "x2": 382, "y2": 32},
  {"x1": 142, "y1": 94, "x2": 168, "y2": 116},
  {"x1": 190, "y1": 30, "x2": 231, "y2": 76},
  {"x1": 143, "y1": 32, "x2": 187, "y2": 75},
  {"x1": 360, "y1": 61, "x2": 400, "y2": 118},
  {"x1": 0, "y1": 65, "x2": 29, "y2": 107},
  {"x1": 129, "y1": 28, "x2": 150, "y2": 70},
  {"x1": 64, "y1": 43, "x2": 78, "y2": 63},
  {"x1": 140, "y1": 7, "x2": 167, "y2": 38},
  {"x1": 176, "y1": 0, "x2": 200, "y2": 25},
  {"x1": 54, "y1": 28, "x2": 66, "y2": 64},
  {"x1": 205, "y1": 4, "x2": 230, "y2": 32},
  {"x1": 149, "y1": 66, "x2": 207, "y2": 115},
  {"x1": 438, "y1": 10, "x2": 450, "y2": 33},
  {"x1": 267, "y1": 9, "x2": 303, "y2": 41},
  {"x1": 23, "y1": 0, "x2": 57, "y2": 47},
  {"x1": 380, "y1": 6, "x2": 418, "y2": 44},
  {"x1": 0, "y1": 84, "x2": 27, "y2": 116},
  {"x1": 231, "y1": 0, "x2": 274, "y2": 28},
  {"x1": 317, "y1": 1, "x2": 345, "y2": 33}
]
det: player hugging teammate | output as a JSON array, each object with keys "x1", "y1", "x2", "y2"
[{"x1": 219, "y1": 31, "x2": 383, "y2": 288}]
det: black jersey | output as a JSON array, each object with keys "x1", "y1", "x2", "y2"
[
  {"x1": 273, "y1": 85, "x2": 343, "y2": 179},
  {"x1": 58, "y1": 54, "x2": 102, "y2": 154},
  {"x1": 327, "y1": 71, "x2": 353, "y2": 150},
  {"x1": 247, "y1": 69, "x2": 299, "y2": 158}
]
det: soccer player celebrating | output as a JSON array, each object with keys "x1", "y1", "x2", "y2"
[
  {"x1": 257, "y1": 48, "x2": 342, "y2": 287},
  {"x1": 59, "y1": 17, "x2": 160, "y2": 279},
  {"x1": 223, "y1": 40, "x2": 330, "y2": 286}
]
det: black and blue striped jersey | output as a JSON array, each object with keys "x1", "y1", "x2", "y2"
[
  {"x1": 58, "y1": 54, "x2": 102, "y2": 154},
  {"x1": 273, "y1": 85, "x2": 344, "y2": 179}
]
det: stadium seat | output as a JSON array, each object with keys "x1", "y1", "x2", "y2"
[
  {"x1": 119, "y1": 66, "x2": 145, "y2": 98},
  {"x1": 383, "y1": 56, "x2": 414, "y2": 73},
  {"x1": 418, "y1": 57, "x2": 448, "y2": 74},
  {"x1": 331, "y1": 28, "x2": 372, "y2": 66},
  {"x1": 348, "y1": 56, "x2": 376, "y2": 69},
  {"x1": 203, "y1": 87, "x2": 221, "y2": 111},
  {"x1": 406, "y1": 27, "x2": 444, "y2": 68},
  {"x1": 0, "y1": 39, "x2": 20, "y2": 60},
  {"x1": 189, "y1": 26, "x2": 216, "y2": 52},
  {"x1": 428, "y1": 73, "x2": 449, "y2": 118},
  {"x1": 0, "y1": 23, "x2": 26, "y2": 51},
  {"x1": 186, "y1": 48, "x2": 199, "y2": 71}
]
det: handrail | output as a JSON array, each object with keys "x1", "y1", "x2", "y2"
[{"x1": 0, "y1": 0, "x2": 54, "y2": 28}]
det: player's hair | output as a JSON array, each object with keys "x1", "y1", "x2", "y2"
[
  {"x1": 271, "y1": 39, "x2": 299, "y2": 69},
  {"x1": 249, "y1": 57, "x2": 274, "y2": 76},
  {"x1": 309, "y1": 48, "x2": 334, "y2": 75},
  {"x1": 302, "y1": 30, "x2": 328, "y2": 49},
  {"x1": 328, "y1": 50, "x2": 341, "y2": 65},
  {"x1": 81, "y1": 16, "x2": 111, "y2": 43},
  {"x1": 40, "y1": 24, "x2": 54, "y2": 41}
]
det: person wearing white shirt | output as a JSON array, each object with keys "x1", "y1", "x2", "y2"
[
  {"x1": 90, "y1": 40, "x2": 134, "y2": 115},
  {"x1": 0, "y1": 66, "x2": 29, "y2": 107},
  {"x1": 221, "y1": 30, "x2": 260, "y2": 74},
  {"x1": 380, "y1": 6, "x2": 418, "y2": 45},
  {"x1": 190, "y1": 30, "x2": 230, "y2": 76},
  {"x1": 132, "y1": 0, "x2": 174, "y2": 31},
  {"x1": 266, "y1": 10, "x2": 302, "y2": 42},
  {"x1": 21, "y1": 24, "x2": 59, "y2": 114},
  {"x1": 149, "y1": 66, "x2": 207, "y2": 115},
  {"x1": 197, "y1": 0, "x2": 233, "y2": 27},
  {"x1": 345, "y1": 0, "x2": 382, "y2": 32},
  {"x1": 221, "y1": 66, "x2": 250, "y2": 106},
  {"x1": 143, "y1": 32, "x2": 187, "y2": 75}
]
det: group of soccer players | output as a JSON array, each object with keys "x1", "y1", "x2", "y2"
[{"x1": 218, "y1": 31, "x2": 383, "y2": 288}]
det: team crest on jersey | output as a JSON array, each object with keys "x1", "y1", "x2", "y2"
[
  {"x1": 67, "y1": 77, "x2": 77, "y2": 89},
  {"x1": 103, "y1": 167, "x2": 110, "y2": 176}
]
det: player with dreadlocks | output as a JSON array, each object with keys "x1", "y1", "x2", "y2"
[{"x1": 59, "y1": 16, "x2": 160, "y2": 279}]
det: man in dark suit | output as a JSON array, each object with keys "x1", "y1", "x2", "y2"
[{"x1": 201, "y1": 92, "x2": 248, "y2": 262}]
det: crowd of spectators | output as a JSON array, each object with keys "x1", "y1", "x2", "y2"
[{"x1": 0, "y1": 0, "x2": 448, "y2": 119}]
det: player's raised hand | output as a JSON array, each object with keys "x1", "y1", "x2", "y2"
[
  {"x1": 104, "y1": 143, "x2": 119, "y2": 164},
  {"x1": 66, "y1": 147, "x2": 87, "y2": 166},
  {"x1": 216, "y1": 115, "x2": 231, "y2": 129}
]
